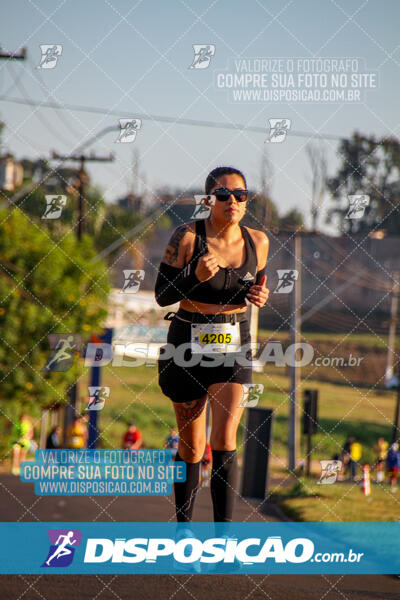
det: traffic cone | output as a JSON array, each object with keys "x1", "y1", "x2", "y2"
[{"x1": 361, "y1": 464, "x2": 371, "y2": 496}]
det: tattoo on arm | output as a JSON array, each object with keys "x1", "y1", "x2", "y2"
[{"x1": 164, "y1": 226, "x2": 188, "y2": 265}]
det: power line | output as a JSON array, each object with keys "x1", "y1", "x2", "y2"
[
  {"x1": 0, "y1": 95, "x2": 345, "y2": 141},
  {"x1": 0, "y1": 47, "x2": 26, "y2": 60},
  {"x1": 26, "y1": 55, "x2": 83, "y2": 142},
  {"x1": 7, "y1": 63, "x2": 72, "y2": 146},
  {"x1": 1, "y1": 63, "x2": 123, "y2": 180}
]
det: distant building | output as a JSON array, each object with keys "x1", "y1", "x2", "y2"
[
  {"x1": 0, "y1": 154, "x2": 23, "y2": 191},
  {"x1": 117, "y1": 193, "x2": 144, "y2": 215}
]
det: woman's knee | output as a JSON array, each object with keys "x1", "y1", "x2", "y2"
[
  {"x1": 210, "y1": 430, "x2": 237, "y2": 451},
  {"x1": 177, "y1": 437, "x2": 206, "y2": 463}
]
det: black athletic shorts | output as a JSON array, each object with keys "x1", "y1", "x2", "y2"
[{"x1": 157, "y1": 309, "x2": 253, "y2": 403}]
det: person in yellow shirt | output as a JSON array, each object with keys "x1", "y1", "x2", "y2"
[
  {"x1": 374, "y1": 437, "x2": 389, "y2": 483},
  {"x1": 66, "y1": 416, "x2": 87, "y2": 449},
  {"x1": 11, "y1": 413, "x2": 34, "y2": 475},
  {"x1": 349, "y1": 439, "x2": 362, "y2": 480}
]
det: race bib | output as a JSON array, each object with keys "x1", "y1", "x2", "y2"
[{"x1": 190, "y1": 322, "x2": 241, "y2": 354}]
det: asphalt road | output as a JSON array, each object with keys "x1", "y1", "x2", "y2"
[{"x1": 0, "y1": 474, "x2": 398, "y2": 600}]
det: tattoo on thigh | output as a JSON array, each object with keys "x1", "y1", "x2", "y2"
[
  {"x1": 165, "y1": 225, "x2": 188, "y2": 265},
  {"x1": 176, "y1": 397, "x2": 206, "y2": 421}
]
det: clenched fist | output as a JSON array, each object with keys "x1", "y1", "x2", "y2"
[
  {"x1": 195, "y1": 252, "x2": 220, "y2": 282},
  {"x1": 246, "y1": 274, "x2": 269, "y2": 308}
]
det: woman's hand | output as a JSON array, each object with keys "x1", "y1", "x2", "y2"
[
  {"x1": 246, "y1": 275, "x2": 269, "y2": 308},
  {"x1": 195, "y1": 252, "x2": 220, "y2": 282}
]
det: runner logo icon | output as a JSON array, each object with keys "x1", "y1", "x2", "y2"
[{"x1": 42, "y1": 529, "x2": 82, "y2": 567}]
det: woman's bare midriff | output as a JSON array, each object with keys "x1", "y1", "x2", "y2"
[{"x1": 179, "y1": 299, "x2": 248, "y2": 314}]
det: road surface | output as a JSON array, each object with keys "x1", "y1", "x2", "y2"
[{"x1": 0, "y1": 473, "x2": 398, "y2": 600}]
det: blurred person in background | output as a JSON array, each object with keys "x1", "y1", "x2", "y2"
[
  {"x1": 201, "y1": 442, "x2": 212, "y2": 487},
  {"x1": 46, "y1": 425, "x2": 62, "y2": 450},
  {"x1": 349, "y1": 438, "x2": 362, "y2": 480},
  {"x1": 122, "y1": 423, "x2": 143, "y2": 449},
  {"x1": 342, "y1": 435, "x2": 354, "y2": 479},
  {"x1": 374, "y1": 436, "x2": 389, "y2": 483},
  {"x1": 66, "y1": 416, "x2": 87, "y2": 449},
  {"x1": 165, "y1": 428, "x2": 179, "y2": 458},
  {"x1": 386, "y1": 443, "x2": 399, "y2": 492},
  {"x1": 11, "y1": 413, "x2": 35, "y2": 475}
]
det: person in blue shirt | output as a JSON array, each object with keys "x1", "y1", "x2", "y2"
[
  {"x1": 386, "y1": 442, "x2": 399, "y2": 491},
  {"x1": 166, "y1": 428, "x2": 179, "y2": 458}
]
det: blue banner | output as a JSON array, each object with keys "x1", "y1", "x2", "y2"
[
  {"x1": 20, "y1": 450, "x2": 185, "y2": 496},
  {"x1": 0, "y1": 522, "x2": 398, "y2": 574}
]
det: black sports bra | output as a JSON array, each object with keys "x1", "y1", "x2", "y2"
[{"x1": 184, "y1": 219, "x2": 258, "y2": 305}]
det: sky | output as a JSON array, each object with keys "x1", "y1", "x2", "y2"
[{"x1": 1, "y1": 0, "x2": 399, "y2": 233}]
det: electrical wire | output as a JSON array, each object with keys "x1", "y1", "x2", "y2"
[{"x1": 0, "y1": 95, "x2": 345, "y2": 141}]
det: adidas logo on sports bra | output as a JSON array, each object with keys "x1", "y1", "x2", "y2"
[{"x1": 242, "y1": 272, "x2": 254, "y2": 281}]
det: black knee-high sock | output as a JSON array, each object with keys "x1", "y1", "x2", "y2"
[
  {"x1": 210, "y1": 449, "x2": 238, "y2": 523},
  {"x1": 173, "y1": 451, "x2": 201, "y2": 522}
]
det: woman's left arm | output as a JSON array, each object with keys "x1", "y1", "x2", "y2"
[{"x1": 246, "y1": 232, "x2": 270, "y2": 308}]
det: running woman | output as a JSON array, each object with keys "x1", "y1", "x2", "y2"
[{"x1": 155, "y1": 166, "x2": 269, "y2": 526}]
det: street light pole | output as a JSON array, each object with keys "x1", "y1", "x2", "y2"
[{"x1": 289, "y1": 232, "x2": 302, "y2": 471}]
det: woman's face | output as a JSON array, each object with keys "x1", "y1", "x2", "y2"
[{"x1": 207, "y1": 173, "x2": 247, "y2": 224}]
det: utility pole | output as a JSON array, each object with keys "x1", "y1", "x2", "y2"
[
  {"x1": 52, "y1": 152, "x2": 114, "y2": 240},
  {"x1": 289, "y1": 232, "x2": 302, "y2": 471},
  {"x1": 0, "y1": 47, "x2": 26, "y2": 60},
  {"x1": 50, "y1": 151, "x2": 113, "y2": 430},
  {"x1": 0, "y1": 47, "x2": 26, "y2": 156}
]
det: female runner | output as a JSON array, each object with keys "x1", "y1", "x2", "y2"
[{"x1": 155, "y1": 166, "x2": 269, "y2": 527}]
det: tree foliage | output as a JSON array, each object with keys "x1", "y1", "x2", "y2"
[
  {"x1": 0, "y1": 207, "x2": 110, "y2": 425},
  {"x1": 326, "y1": 132, "x2": 400, "y2": 234}
]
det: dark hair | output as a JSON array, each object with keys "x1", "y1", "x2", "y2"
[{"x1": 205, "y1": 166, "x2": 246, "y2": 194}]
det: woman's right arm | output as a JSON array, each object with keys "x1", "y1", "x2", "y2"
[{"x1": 155, "y1": 224, "x2": 202, "y2": 307}]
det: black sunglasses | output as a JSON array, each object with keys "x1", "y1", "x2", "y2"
[{"x1": 213, "y1": 187, "x2": 248, "y2": 202}]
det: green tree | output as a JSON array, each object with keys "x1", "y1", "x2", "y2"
[
  {"x1": 279, "y1": 208, "x2": 305, "y2": 231},
  {"x1": 0, "y1": 207, "x2": 110, "y2": 446},
  {"x1": 326, "y1": 132, "x2": 400, "y2": 234}
]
